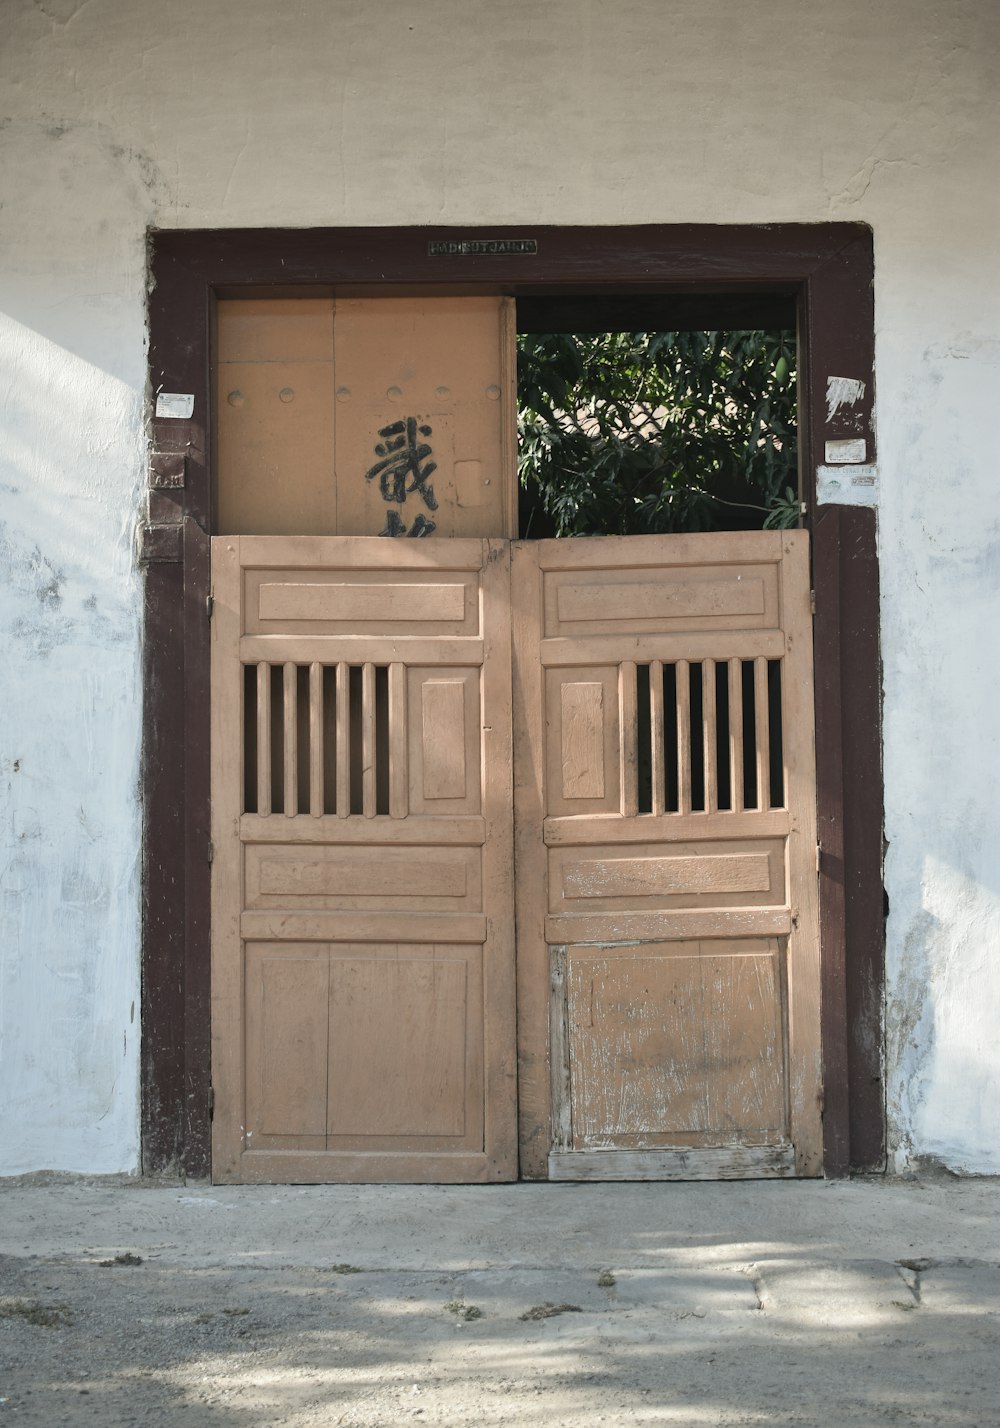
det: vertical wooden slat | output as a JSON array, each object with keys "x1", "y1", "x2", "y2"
[
  {"x1": 728, "y1": 658, "x2": 744, "y2": 814},
  {"x1": 388, "y1": 661, "x2": 407, "y2": 819},
  {"x1": 619, "y1": 660, "x2": 638, "y2": 817},
  {"x1": 309, "y1": 662, "x2": 323, "y2": 817},
  {"x1": 362, "y1": 661, "x2": 376, "y2": 818},
  {"x1": 283, "y1": 662, "x2": 297, "y2": 818},
  {"x1": 754, "y1": 655, "x2": 771, "y2": 810},
  {"x1": 336, "y1": 661, "x2": 350, "y2": 819},
  {"x1": 649, "y1": 658, "x2": 665, "y2": 817},
  {"x1": 256, "y1": 662, "x2": 271, "y2": 818},
  {"x1": 703, "y1": 658, "x2": 718, "y2": 814},
  {"x1": 676, "y1": 658, "x2": 691, "y2": 815}
]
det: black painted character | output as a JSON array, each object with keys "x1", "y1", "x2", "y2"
[
  {"x1": 378, "y1": 510, "x2": 437, "y2": 538},
  {"x1": 366, "y1": 417, "x2": 439, "y2": 511}
]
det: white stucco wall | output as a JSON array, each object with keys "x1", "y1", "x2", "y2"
[{"x1": 0, "y1": 0, "x2": 996, "y2": 1175}]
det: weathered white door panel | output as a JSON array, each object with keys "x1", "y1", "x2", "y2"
[
  {"x1": 211, "y1": 536, "x2": 516, "y2": 1184},
  {"x1": 513, "y1": 532, "x2": 822, "y2": 1181}
]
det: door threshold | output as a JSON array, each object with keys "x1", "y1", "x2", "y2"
[{"x1": 548, "y1": 1145, "x2": 796, "y2": 1181}]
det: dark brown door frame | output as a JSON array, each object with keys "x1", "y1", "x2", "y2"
[{"x1": 143, "y1": 224, "x2": 883, "y2": 1179}]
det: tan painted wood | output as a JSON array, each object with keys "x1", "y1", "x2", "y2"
[
  {"x1": 256, "y1": 661, "x2": 272, "y2": 818},
  {"x1": 420, "y1": 679, "x2": 469, "y2": 801},
  {"x1": 335, "y1": 662, "x2": 350, "y2": 820},
  {"x1": 308, "y1": 662, "x2": 323, "y2": 818},
  {"x1": 212, "y1": 536, "x2": 515, "y2": 1184},
  {"x1": 388, "y1": 662, "x2": 408, "y2": 820},
  {"x1": 240, "y1": 910, "x2": 488, "y2": 944},
  {"x1": 478, "y1": 540, "x2": 518, "y2": 1180},
  {"x1": 619, "y1": 661, "x2": 639, "y2": 818},
  {"x1": 778, "y1": 532, "x2": 823, "y2": 1174},
  {"x1": 240, "y1": 636, "x2": 486, "y2": 669},
  {"x1": 511, "y1": 540, "x2": 552, "y2": 1179},
  {"x1": 560, "y1": 681, "x2": 606, "y2": 800},
  {"x1": 754, "y1": 655, "x2": 771, "y2": 810},
  {"x1": 548, "y1": 1146, "x2": 795, "y2": 1181},
  {"x1": 676, "y1": 658, "x2": 692, "y2": 815},
  {"x1": 361, "y1": 662, "x2": 376, "y2": 818},
  {"x1": 649, "y1": 659, "x2": 665, "y2": 818},
  {"x1": 210, "y1": 538, "x2": 247, "y2": 1182},
  {"x1": 515, "y1": 531, "x2": 823, "y2": 1182},
  {"x1": 543, "y1": 809, "x2": 792, "y2": 846},
  {"x1": 539, "y1": 631, "x2": 785, "y2": 666},
  {"x1": 553, "y1": 849, "x2": 778, "y2": 903},
  {"x1": 703, "y1": 659, "x2": 718, "y2": 814},
  {"x1": 216, "y1": 297, "x2": 516, "y2": 541},
  {"x1": 729, "y1": 657, "x2": 745, "y2": 814},
  {"x1": 283, "y1": 662, "x2": 297, "y2": 818},
  {"x1": 241, "y1": 813, "x2": 487, "y2": 845},
  {"x1": 545, "y1": 907, "x2": 793, "y2": 943}
]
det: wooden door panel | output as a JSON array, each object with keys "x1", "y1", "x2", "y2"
[
  {"x1": 514, "y1": 532, "x2": 822, "y2": 1181},
  {"x1": 544, "y1": 667, "x2": 620, "y2": 816},
  {"x1": 565, "y1": 941, "x2": 785, "y2": 1149},
  {"x1": 548, "y1": 839, "x2": 786, "y2": 910},
  {"x1": 215, "y1": 297, "x2": 516, "y2": 540},
  {"x1": 212, "y1": 537, "x2": 515, "y2": 1184}
]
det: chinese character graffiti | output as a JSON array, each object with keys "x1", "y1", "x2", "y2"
[
  {"x1": 366, "y1": 417, "x2": 439, "y2": 536},
  {"x1": 378, "y1": 510, "x2": 437, "y2": 538}
]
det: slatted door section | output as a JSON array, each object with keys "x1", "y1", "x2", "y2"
[
  {"x1": 211, "y1": 536, "x2": 516, "y2": 1183},
  {"x1": 513, "y1": 531, "x2": 822, "y2": 1181}
]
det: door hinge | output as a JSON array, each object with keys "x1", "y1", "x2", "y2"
[
  {"x1": 810, "y1": 589, "x2": 816, "y2": 616},
  {"x1": 208, "y1": 1085, "x2": 215, "y2": 1120},
  {"x1": 206, "y1": 838, "x2": 214, "y2": 865},
  {"x1": 206, "y1": 594, "x2": 214, "y2": 619},
  {"x1": 816, "y1": 840, "x2": 822, "y2": 874}
]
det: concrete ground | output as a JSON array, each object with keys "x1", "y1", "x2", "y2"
[{"x1": 1, "y1": 1176, "x2": 999, "y2": 1427}]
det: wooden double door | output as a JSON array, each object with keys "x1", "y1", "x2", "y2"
[{"x1": 210, "y1": 529, "x2": 821, "y2": 1183}]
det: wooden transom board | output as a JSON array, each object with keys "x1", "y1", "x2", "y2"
[
  {"x1": 511, "y1": 531, "x2": 823, "y2": 1181},
  {"x1": 210, "y1": 536, "x2": 516, "y2": 1183},
  {"x1": 215, "y1": 296, "x2": 516, "y2": 541}
]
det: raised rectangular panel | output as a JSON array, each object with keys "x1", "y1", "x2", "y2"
[
  {"x1": 258, "y1": 580, "x2": 467, "y2": 625},
  {"x1": 245, "y1": 843, "x2": 479, "y2": 911},
  {"x1": 408, "y1": 668, "x2": 481, "y2": 814},
  {"x1": 548, "y1": 838, "x2": 786, "y2": 913},
  {"x1": 565, "y1": 942, "x2": 785, "y2": 1149},
  {"x1": 543, "y1": 562, "x2": 780, "y2": 638},
  {"x1": 560, "y1": 682, "x2": 606, "y2": 799},
  {"x1": 245, "y1": 568, "x2": 478, "y2": 636},
  {"x1": 245, "y1": 947, "x2": 330, "y2": 1145},
  {"x1": 327, "y1": 955, "x2": 472, "y2": 1139},
  {"x1": 563, "y1": 852, "x2": 771, "y2": 899},
  {"x1": 422, "y1": 681, "x2": 468, "y2": 799},
  {"x1": 557, "y1": 578, "x2": 765, "y2": 624},
  {"x1": 544, "y1": 667, "x2": 619, "y2": 817},
  {"x1": 567, "y1": 951, "x2": 709, "y2": 1142}
]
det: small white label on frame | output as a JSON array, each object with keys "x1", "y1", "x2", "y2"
[
  {"x1": 816, "y1": 464, "x2": 879, "y2": 507},
  {"x1": 156, "y1": 392, "x2": 195, "y2": 419},
  {"x1": 824, "y1": 438, "x2": 867, "y2": 464}
]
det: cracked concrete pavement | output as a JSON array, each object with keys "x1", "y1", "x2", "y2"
[{"x1": 1, "y1": 1176, "x2": 998, "y2": 1425}]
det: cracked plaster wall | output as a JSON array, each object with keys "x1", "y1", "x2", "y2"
[{"x1": 0, "y1": 0, "x2": 997, "y2": 1174}]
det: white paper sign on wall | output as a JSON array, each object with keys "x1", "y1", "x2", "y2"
[
  {"x1": 816, "y1": 464, "x2": 879, "y2": 507},
  {"x1": 155, "y1": 392, "x2": 195, "y2": 419}
]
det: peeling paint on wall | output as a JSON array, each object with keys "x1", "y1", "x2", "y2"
[{"x1": 825, "y1": 377, "x2": 867, "y2": 423}]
